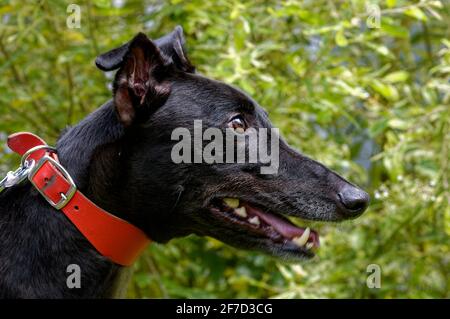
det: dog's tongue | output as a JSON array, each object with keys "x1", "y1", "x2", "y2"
[{"x1": 245, "y1": 204, "x2": 319, "y2": 245}]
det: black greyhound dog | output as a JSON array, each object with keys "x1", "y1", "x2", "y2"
[{"x1": 0, "y1": 26, "x2": 369, "y2": 298}]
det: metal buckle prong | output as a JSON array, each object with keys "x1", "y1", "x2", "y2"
[{"x1": 28, "y1": 156, "x2": 77, "y2": 210}]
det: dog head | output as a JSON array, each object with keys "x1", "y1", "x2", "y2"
[{"x1": 94, "y1": 27, "x2": 369, "y2": 260}]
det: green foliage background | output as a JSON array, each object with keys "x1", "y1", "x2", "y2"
[{"x1": 0, "y1": 0, "x2": 448, "y2": 298}]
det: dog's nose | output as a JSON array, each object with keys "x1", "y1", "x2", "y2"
[{"x1": 337, "y1": 184, "x2": 370, "y2": 217}]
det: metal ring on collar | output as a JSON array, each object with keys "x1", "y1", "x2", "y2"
[{"x1": 20, "y1": 145, "x2": 57, "y2": 168}]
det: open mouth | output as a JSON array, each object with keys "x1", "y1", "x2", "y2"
[{"x1": 209, "y1": 197, "x2": 320, "y2": 258}]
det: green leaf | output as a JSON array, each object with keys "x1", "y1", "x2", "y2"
[
  {"x1": 388, "y1": 118, "x2": 409, "y2": 130},
  {"x1": 366, "y1": 43, "x2": 394, "y2": 58},
  {"x1": 93, "y1": 0, "x2": 111, "y2": 8},
  {"x1": 383, "y1": 71, "x2": 409, "y2": 83},
  {"x1": 369, "y1": 118, "x2": 389, "y2": 137},
  {"x1": 370, "y1": 79, "x2": 399, "y2": 101},
  {"x1": 404, "y1": 7, "x2": 428, "y2": 21},
  {"x1": 0, "y1": 5, "x2": 13, "y2": 14},
  {"x1": 381, "y1": 22, "x2": 409, "y2": 39},
  {"x1": 335, "y1": 30, "x2": 348, "y2": 47},
  {"x1": 386, "y1": 0, "x2": 397, "y2": 8}
]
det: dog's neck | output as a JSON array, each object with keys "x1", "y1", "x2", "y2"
[
  {"x1": 0, "y1": 101, "x2": 134, "y2": 298},
  {"x1": 57, "y1": 100, "x2": 139, "y2": 296},
  {"x1": 57, "y1": 101, "x2": 129, "y2": 217}
]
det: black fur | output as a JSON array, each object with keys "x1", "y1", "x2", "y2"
[{"x1": 0, "y1": 27, "x2": 369, "y2": 298}]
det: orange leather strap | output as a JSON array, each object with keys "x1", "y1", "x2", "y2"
[{"x1": 7, "y1": 132, "x2": 150, "y2": 266}]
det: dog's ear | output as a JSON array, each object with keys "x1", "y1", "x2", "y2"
[
  {"x1": 113, "y1": 32, "x2": 171, "y2": 126},
  {"x1": 95, "y1": 41, "x2": 130, "y2": 71},
  {"x1": 95, "y1": 26, "x2": 194, "y2": 73},
  {"x1": 154, "y1": 26, "x2": 195, "y2": 73}
]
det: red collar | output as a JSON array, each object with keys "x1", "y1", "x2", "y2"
[{"x1": 5, "y1": 132, "x2": 150, "y2": 266}]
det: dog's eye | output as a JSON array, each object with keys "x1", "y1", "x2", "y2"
[{"x1": 228, "y1": 115, "x2": 247, "y2": 133}]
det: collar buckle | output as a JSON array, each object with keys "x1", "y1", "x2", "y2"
[{"x1": 29, "y1": 156, "x2": 77, "y2": 210}]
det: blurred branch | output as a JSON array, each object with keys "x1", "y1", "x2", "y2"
[
  {"x1": 41, "y1": 1, "x2": 80, "y2": 126},
  {"x1": 0, "y1": 34, "x2": 60, "y2": 136},
  {"x1": 370, "y1": 106, "x2": 447, "y2": 162},
  {"x1": 145, "y1": 255, "x2": 168, "y2": 298},
  {"x1": 441, "y1": 120, "x2": 449, "y2": 204},
  {"x1": 422, "y1": 21, "x2": 433, "y2": 63},
  {"x1": 65, "y1": 63, "x2": 75, "y2": 125},
  {"x1": 86, "y1": 0, "x2": 100, "y2": 55},
  {"x1": 0, "y1": 100, "x2": 42, "y2": 132},
  {"x1": 108, "y1": 267, "x2": 134, "y2": 298},
  {"x1": 303, "y1": 1, "x2": 440, "y2": 36}
]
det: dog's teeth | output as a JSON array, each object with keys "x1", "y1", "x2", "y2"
[
  {"x1": 248, "y1": 216, "x2": 260, "y2": 226},
  {"x1": 234, "y1": 207, "x2": 247, "y2": 218},
  {"x1": 223, "y1": 198, "x2": 239, "y2": 208},
  {"x1": 234, "y1": 127, "x2": 245, "y2": 134},
  {"x1": 292, "y1": 236, "x2": 308, "y2": 247},
  {"x1": 305, "y1": 242, "x2": 314, "y2": 250},
  {"x1": 292, "y1": 227, "x2": 310, "y2": 247}
]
